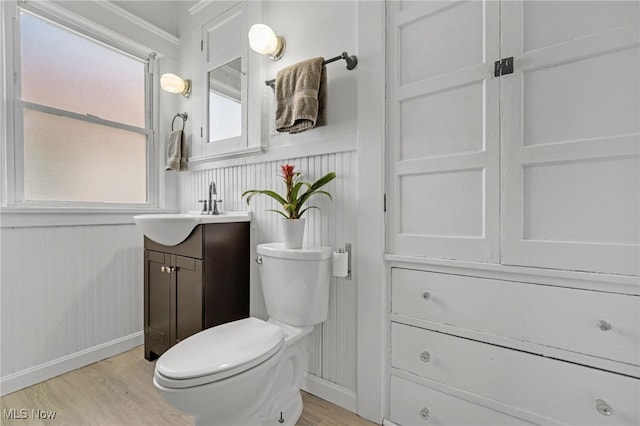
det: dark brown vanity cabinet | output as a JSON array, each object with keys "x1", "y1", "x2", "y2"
[{"x1": 143, "y1": 222, "x2": 250, "y2": 360}]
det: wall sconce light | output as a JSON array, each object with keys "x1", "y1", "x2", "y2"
[
  {"x1": 160, "y1": 73, "x2": 191, "y2": 98},
  {"x1": 248, "y1": 24, "x2": 285, "y2": 61}
]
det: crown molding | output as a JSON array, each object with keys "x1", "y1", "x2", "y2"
[
  {"x1": 97, "y1": 0, "x2": 179, "y2": 46},
  {"x1": 188, "y1": 0, "x2": 211, "y2": 16}
]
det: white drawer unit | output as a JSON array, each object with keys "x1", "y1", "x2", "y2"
[
  {"x1": 391, "y1": 268, "x2": 640, "y2": 367},
  {"x1": 391, "y1": 322, "x2": 640, "y2": 425},
  {"x1": 390, "y1": 375, "x2": 538, "y2": 426}
]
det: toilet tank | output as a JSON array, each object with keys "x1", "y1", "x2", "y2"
[{"x1": 257, "y1": 243, "x2": 332, "y2": 327}]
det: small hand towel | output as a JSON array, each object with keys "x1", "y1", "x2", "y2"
[
  {"x1": 165, "y1": 130, "x2": 187, "y2": 171},
  {"x1": 275, "y1": 57, "x2": 327, "y2": 134}
]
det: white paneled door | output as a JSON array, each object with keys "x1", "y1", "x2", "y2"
[
  {"x1": 386, "y1": 0, "x2": 500, "y2": 262},
  {"x1": 501, "y1": 1, "x2": 640, "y2": 275}
]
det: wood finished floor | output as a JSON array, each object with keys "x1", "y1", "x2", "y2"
[{"x1": 0, "y1": 346, "x2": 375, "y2": 426}]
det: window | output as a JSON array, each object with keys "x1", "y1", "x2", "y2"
[{"x1": 11, "y1": 7, "x2": 155, "y2": 206}]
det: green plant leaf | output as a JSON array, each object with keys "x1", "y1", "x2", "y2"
[
  {"x1": 242, "y1": 189, "x2": 287, "y2": 207},
  {"x1": 309, "y1": 172, "x2": 336, "y2": 192},
  {"x1": 290, "y1": 181, "x2": 304, "y2": 204},
  {"x1": 298, "y1": 206, "x2": 319, "y2": 217},
  {"x1": 297, "y1": 181, "x2": 335, "y2": 209},
  {"x1": 313, "y1": 190, "x2": 333, "y2": 200},
  {"x1": 267, "y1": 209, "x2": 290, "y2": 218}
]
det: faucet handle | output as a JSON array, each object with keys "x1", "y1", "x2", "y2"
[
  {"x1": 212, "y1": 199, "x2": 222, "y2": 215},
  {"x1": 197, "y1": 199, "x2": 208, "y2": 213}
]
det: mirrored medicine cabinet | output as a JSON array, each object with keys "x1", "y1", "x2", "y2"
[{"x1": 190, "y1": 0, "x2": 263, "y2": 164}]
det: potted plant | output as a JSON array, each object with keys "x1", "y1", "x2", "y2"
[{"x1": 242, "y1": 164, "x2": 336, "y2": 248}]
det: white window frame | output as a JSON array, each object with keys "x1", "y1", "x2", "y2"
[{"x1": 1, "y1": 1, "x2": 161, "y2": 213}]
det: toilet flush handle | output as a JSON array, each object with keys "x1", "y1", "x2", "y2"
[{"x1": 255, "y1": 256, "x2": 263, "y2": 264}]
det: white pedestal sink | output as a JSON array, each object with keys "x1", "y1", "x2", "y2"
[{"x1": 133, "y1": 211, "x2": 251, "y2": 246}]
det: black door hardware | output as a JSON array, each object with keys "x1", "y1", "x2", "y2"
[{"x1": 494, "y1": 57, "x2": 514, "y2": 77}]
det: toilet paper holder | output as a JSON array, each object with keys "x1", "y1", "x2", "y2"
[{"x1": 335, "y1": 243, "x2": 352, "y2": 280}]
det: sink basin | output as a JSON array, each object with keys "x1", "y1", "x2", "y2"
[{"x1": 133, "y1": 211, "x2": 251, "y2": 246}]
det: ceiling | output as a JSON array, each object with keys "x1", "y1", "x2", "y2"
[{"x1": 111, "y1": 1, "x2": 196, "y2": 37}]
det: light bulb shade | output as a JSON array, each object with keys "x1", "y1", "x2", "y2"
[
  {"x1": 248, "y1": 24, "x2": 285, "y2": 60},
  {"x1": 160, "y1": 73, "x2": 191, "y2": 97}
]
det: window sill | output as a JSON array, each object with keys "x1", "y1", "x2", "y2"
[{"x1": 0, "y1": 207, "x2": 179, "y2": 228}]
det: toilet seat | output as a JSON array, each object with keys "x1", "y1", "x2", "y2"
[{"x1": 155, "y1": 318, "x2": 284, "y2": 389}]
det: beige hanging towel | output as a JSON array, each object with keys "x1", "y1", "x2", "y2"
[
  {"x1": 275, "y1": 57, "x2": 327, "y2": 134},
  {"x1": 165, "y1": 130, "x2": 187, "y2": 171}
]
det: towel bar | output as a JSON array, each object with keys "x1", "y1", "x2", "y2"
[
  {"x1": 265, "y1": 52, "x2": 357, "y2": 89},
  {"x1": 171, "y1": 112, "x2": 188, "y2": 132}
]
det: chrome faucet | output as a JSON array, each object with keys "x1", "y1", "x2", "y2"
[{"x1": 198, "y1": 182, "x2": 222, "y2": 214}]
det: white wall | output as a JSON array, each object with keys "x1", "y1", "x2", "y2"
[
  {"x1": 174, "y1": 0, "x2": 362, "y2": 410},
  {"x1": 0, "y1": 0, "x2": 180, "y2": 396},
  {"x1": 0, "y1": 224, "x2": 144, "y2": 394}
]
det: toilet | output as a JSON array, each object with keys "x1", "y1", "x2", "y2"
[{"x1": 153, "y1": 243, "x2": 332, "y2": 426}]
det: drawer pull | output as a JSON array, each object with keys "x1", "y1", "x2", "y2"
[
  {"x1": 596, "y1": 399, "x2": 613, "y2": 416},
  {"x1": 419, "y1": 407, "x2": 430, "y2": 420},
  {"x1": 422, "y1": 291, "x2": 431, "y2": 300},
  {"x1": 420, "y1": 351, "x2": 431, "y2": 363},
  {"x1": 597, "y1": 320, "x2": 612, "y2": 331}
]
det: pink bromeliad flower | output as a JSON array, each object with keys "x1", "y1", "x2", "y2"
[{"x1": 280, "y1": 164, "x2": 299, "y2": 200}]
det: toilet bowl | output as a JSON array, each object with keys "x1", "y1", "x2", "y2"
[{"x1": 154, "y1": 243, "x2": 332, "y2": 426}]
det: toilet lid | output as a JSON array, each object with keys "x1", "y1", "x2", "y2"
[{"x1": 155, "y1": 318, "x2": 284, "y2": 388}]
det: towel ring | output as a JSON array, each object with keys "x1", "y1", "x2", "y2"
[{"x1": 172, "y1": 112, "x2": 188, "y2": 132}]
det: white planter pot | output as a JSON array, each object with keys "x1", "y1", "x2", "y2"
[{"x1": 281, "y1": 218, "x2": 305, "y2": 249}]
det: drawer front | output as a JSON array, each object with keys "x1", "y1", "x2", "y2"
[
  {"x1": 392, "y1": 268, "x2": 640, "y2": 365},
  {"x1": 391, "y1": 323, "x2": 640, "y2": 426},
  {"x1": 390, "y1": 375, "x2": 537, "y2": 426}
]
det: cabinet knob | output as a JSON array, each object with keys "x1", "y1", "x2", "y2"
[
  {"x1": 597, "y1": 320, "x2": 612, "y2": 331},
  {"x1": 160, "y1": 266, "x2": 166, "y2": 273},
  {"x1": 160, "y1": 266, "x2": 174, "y2": 274},
  {"x1": 595, "y1": 399, "x2": 613, "y2": 416},
  {"x1": 255, "y1": 256, "x2": 263, "y2": 264},
  {"x1": 419, "y1": 407, "x2": 430, "y2": 420},
  {"x1": 420, "y1": 351, "x2": 431, "y2": 363},
  {"x1": 422, "y1": 291, "x2": 431, "y2": 300}
]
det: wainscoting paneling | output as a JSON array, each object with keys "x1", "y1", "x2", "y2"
[
  {"x1": 180, "y1": 151, "x2": 357, "y2": 392},
  {"x1": 0, "y1": 224, "x2": 144, "y2": 395}
]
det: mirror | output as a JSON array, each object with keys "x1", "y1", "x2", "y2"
[
  {"x1": 208, "y1": 58, "x2": 242, "y2": 143},
  {"x1": 192, "y1": 0, "x2": 262, "y2": 163}
]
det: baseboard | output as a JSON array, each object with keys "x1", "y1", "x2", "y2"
[
  {"x1": 302, "y1": 373, "x2": 357, "y2": 413},
  {"x1": 0, "y1": 332, "x2": 143, "y2": 397}
]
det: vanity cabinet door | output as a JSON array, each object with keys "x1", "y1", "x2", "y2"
[
  {"x1": 144, "y1": 250, "x2": 172, "y2": 359},
  {"x1": 143, "y1": 222, "x2": 250, "y2": 360},
  {"x1": 175, "y1": 256, "x2": 204, "y2": 343}
]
